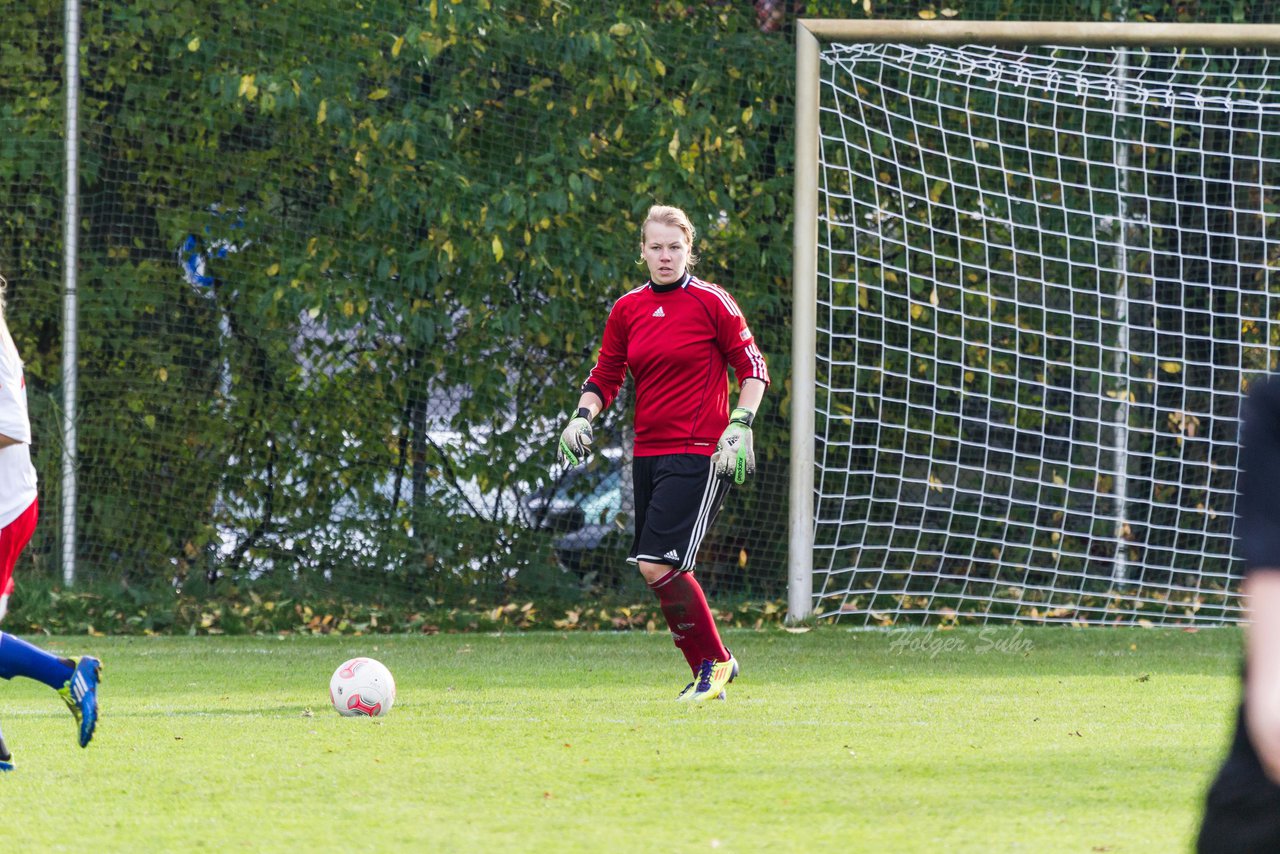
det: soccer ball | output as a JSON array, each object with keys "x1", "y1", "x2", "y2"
[{"x1": 329, "y1": 657, "x2": 396, "y2": 718}]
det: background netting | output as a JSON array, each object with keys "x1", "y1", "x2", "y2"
[
  {"x1": 0, "y1": 1, "x2": 801, "y2": 610},
  {"x1": 812, "y1": 40, "x2": 1280, "y2": 624},
  {"x1": 3, "y1": 0, "x2": 1280, "y2": 622}
]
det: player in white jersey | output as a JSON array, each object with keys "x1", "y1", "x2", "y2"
[{"x1": 0, "y1": 272, "x2": 100, "y2": 770}]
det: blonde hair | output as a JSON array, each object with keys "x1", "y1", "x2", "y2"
[{"x1": 640, "y1": 204, "x2": 699, "y2": 269}]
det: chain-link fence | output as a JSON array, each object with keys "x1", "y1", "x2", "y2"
[{"x1": 1, "y1": 0, "x2": 1274, "y2": 617}]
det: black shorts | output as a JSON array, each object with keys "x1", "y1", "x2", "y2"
[
  {"x1": 1198, "y1": 701, "x2": 1280, "y2": 853},
  {"x1": 628, "y1": 454, "x2": 731, "y2": 571}
]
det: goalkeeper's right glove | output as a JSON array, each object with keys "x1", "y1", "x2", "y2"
[{"x1": 557, "y1": 409, "x2": 594, "y2": 467}]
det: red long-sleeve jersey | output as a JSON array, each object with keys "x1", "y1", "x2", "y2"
[{"x1": 583, "y1": 274, "x2": 769, "y2": 457}]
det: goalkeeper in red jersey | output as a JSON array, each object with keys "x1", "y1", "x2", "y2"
[
  {"x1": 1199, "y1": 377, "x2": 1280, "y2": 851},
  {"x1": 557, "y1": 204, "x2": 769, "y2": 703}
]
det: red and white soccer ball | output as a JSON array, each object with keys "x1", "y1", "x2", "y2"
[{"x1": 329, "y1": 657, "x2": 396, "y2": 718}]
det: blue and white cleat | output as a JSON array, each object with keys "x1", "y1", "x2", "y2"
[
  {"x1": 0, "y1": 724, "x2": 12, "y2": 771},
  {"x1": 58, "y1": 656, "x2": 102, "y2": 748}
]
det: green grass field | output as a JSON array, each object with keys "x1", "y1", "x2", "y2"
[{"x1": 0, "y1": 627, "x2": 1244, "y2": 852}]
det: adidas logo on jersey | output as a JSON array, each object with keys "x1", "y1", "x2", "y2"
[
  {"x1": 652, "y1": 306, "x2": 665, "y2": 318},
  {"x1": 664, "y1": 549, "x2": 679, "y2": 561}
]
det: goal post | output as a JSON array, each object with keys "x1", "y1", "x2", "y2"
[
  {"x1": 790, "y1": 20, "x2": 1280, "y2": 625},
  {"x1": 788, "y1": 24, "x2": 820, "y2": 624}
]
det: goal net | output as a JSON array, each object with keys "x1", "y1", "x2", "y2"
[{"x1": 791, "y1": 22, "x2": 1280, "y2": 625}]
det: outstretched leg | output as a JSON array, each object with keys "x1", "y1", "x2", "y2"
[
  {"x1": 0, "y1": 635, "x2": 100, "y2": 748},
  {"x1": 0, "y1": 632, "x2": 74, "y2": 689},
  {"x1": 0, "y1": 502, "x2": 101, "y2": 749}
]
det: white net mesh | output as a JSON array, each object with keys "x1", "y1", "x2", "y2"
[{"x1": 813, "y1": 42, "x2": 1280, "y2": 625}]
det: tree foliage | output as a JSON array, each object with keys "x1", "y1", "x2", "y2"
[
  {"x1": 2, "y1": 0, "x2": 800, "y2": 600},
  {"x1": 0, "y1": 0, "x2": 1275, "y2": 609}
]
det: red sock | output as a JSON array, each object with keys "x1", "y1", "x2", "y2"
[
  {"x1": 648, "y1": 568, "x2": 729, "y2": 673},
  {"x1": 649, "y1": 569, "x2": 701, "y2": 673}
]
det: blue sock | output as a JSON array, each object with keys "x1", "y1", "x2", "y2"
[{"x1": 0, "y1": 633, "x2": 74, "y2": 690}]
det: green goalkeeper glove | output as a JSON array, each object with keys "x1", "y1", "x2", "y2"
[
  {"x1": 557, "y1": 409, "x2": 594, "y2": 467},
  {"x1": 712, "y1": 407, "x2": 755, "y2": 484}
]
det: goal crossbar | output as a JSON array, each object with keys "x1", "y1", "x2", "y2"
[{"x1": 799, "y1": 20, "x2": 1280, "y2": 47}]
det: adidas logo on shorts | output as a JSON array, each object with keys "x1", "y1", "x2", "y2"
[{"x1": 664, "y1": 549, "x2": 679, "y2": 561}]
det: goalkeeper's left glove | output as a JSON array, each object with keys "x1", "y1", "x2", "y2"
[{"x1": 712, "y1": 407, "x2": 756, "y2": 484}]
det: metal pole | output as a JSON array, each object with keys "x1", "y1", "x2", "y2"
[
  {"x1": 61, "y1": 0, "x2": 81, "y2": 587},
  {"x1": 788, "y1": 21, "x2": 820, "y2": 623}
]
